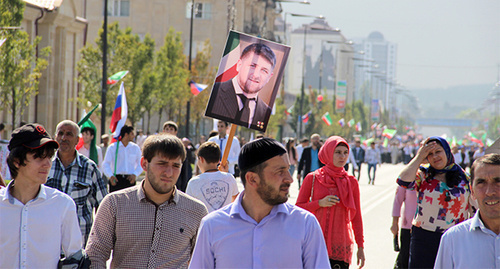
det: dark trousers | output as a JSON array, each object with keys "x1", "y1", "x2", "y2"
[
  {"x1": 409, "y1": 226, "x2": 442, "y2": 269},
  {"x1": 330, "y1": 259, "x2": 349, "y2": 269},
  {"x1": 367, "y1": 163, "x2": 377, "y2": 183},
  {"x1": 394, "y1": 228, "x2": 411, "y2": 269},
  {"x1": 352, "y1": 162, "x2": 362, "y2": 180},
  {"x1": 109, "y1": 174, "x2": 135, "y2": 193}
]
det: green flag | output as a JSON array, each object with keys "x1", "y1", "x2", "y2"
[{"x1": 78, "y1": 105, "x2": 99, "y2": 165}]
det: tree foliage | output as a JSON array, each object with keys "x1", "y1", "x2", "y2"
[{"x1": 0, "y1": 0, "x2": 50, "y2": 130}]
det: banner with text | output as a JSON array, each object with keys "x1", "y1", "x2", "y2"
[
  {"x1": 371, "y1": 99, "x2": 380, "y2": 122},
  {"x1": 335, "y1": 80, "x2": 347, "y2": 113}
]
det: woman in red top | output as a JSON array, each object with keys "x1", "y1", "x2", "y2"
[{"x1": 296, "y1": 136, "x2": 365, "y2": 269}]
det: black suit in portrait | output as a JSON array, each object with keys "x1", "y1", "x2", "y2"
[{"x1": 205, "y1": 80, "x2": 272, "y2": 131}]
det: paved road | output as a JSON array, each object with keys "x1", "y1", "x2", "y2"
[{"x1": 236, "y1": 162, "x2": 406, "y2": 268}]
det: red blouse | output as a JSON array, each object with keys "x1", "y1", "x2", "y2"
[{"x1": 296, "y1": 172, "x2": 364, "y2": 264}]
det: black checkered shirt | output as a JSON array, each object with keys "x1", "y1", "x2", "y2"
[{"x1": 46, "y1": 150, "x2": 108, "y2": 246}]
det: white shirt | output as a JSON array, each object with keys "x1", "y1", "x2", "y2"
[
  {"x1": 208, "y1": 135, "x2": 240, "y2": 174},
  {"x1": 186, "y1": 171, "x2": 239, "y2": 213},
  {"x1": 77, "y1": 144, "x2": 104, "y2": 171},
  {"x1": 0, "y1": 183, "x2": 82, "y2": 269},
  {"x1": 434, "y1": 210, "x2": 500, "y2": 269},
  {"x1": 102, "y1": 141, "x2": 143, "y2": 178},
  {"x1": 365, "y1": 147, "x2": 381, "y2": 164},
  {"x1": 296, "y1": 144, "x2": 305, "y2": 162}
]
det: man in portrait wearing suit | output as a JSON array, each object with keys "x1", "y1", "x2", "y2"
[{"x1": 206, "y1": 43, "x2": 276, "y2": 130}]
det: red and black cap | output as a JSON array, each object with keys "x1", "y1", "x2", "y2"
[{"x1": 8, "y1": 123, "x2": 59, "y2": 151}]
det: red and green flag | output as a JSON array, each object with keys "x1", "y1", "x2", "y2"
[
  {"x1": 285, "y1": 105, "x2": 294, "y2": 116},
  {"x1": 76, "y1": 104, "x2": 100, "y2": 164},
  {"x1": 382, "y1": 128, "x2": 397, "y2": 139},
  {"x1": 348, "y1": 119, "x2": 355, "y2": 127},
  {"x1": 468, "y1": 132, "x2": 483, "y2": 146},
  {"x1": 322, "y1": 112, "x2": 332, "y2": 126},
  {"x1": 355, "y1": 122, "x2": 362, "y2": 132},
  {"x1": 107, "y1": 70, "x2": 129, "y2": 85},
  {"x1": 215, "y1": 31, "x2": 241, "y2": 83}
]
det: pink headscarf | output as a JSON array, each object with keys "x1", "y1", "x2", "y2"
[{"x1": 316, "y1": 136, "x2": 356, "y2": 219}]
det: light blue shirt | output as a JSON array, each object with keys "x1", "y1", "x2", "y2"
[
  {"x1": 189, "y1": 191, "x2": 330, "y2": 269},
  {"x1": 434, "y1": 210, "x2": 500, "y2": 269},
  {"x1": 310, "y1": 148, "x2": 320, "y2": 172}
]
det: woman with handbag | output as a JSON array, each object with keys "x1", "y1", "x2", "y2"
[{"x1": 296, "y1": 136, "x2": 365, "y2": 269}]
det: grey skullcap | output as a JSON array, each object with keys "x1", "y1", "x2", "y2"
[{"x1": 238, "y1": 137, "x2": 287, "y2": 171}]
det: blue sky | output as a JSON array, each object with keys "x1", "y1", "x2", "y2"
[{"x1": 281, "y1": 0, "x2": 500, "y2": 90}]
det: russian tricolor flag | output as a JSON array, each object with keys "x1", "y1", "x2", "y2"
[
  {"x1": 189, "y1": 80, "x2": 208, "y2": 96},
  {"x1": 109, "y1": 82, "x2": 128, "y2": 139}
]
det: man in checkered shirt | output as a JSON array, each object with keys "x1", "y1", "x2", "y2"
[
  {"x1": 86, "y1": 134, "x2": 208, "y2": 268},
  {"x1": 46, "y1": 120, "x2": 107, "y2": 246}
]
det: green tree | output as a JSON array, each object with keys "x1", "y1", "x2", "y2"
[
  {"x1": 77, "y1": 22, "x2": 155, "y2": 127},
  {"x1": 154, "y1": 27, "x2": 189, "y2": 131},
  {"x1": 0, "y1": 0, "x2": 50, "y2": 130},
  {"x1": 190, "y1": 39, "x2": 216, "y2": 138}
]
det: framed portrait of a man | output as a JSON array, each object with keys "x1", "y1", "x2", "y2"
[{"x1": 205, "y1": 31, "x2": 290, "y2": 132}]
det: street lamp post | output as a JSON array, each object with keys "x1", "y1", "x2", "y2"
[
  {"x1": 283, "y1": 13, "x2": 324, "y2": 140},
  {"x1": 101, "y1": 0, "x2": 108, "y2": 139}
]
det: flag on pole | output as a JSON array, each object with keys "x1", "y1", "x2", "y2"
[
  {"x1": 285, "y1": 105, "x2": 294, "y2": 116},
  {"x1": 338, "y1": 118, "x2": 345, "y2": 127},
  {"x1": 107, "y1": 70, "x2": 129, "y2": 85},
  {"x1": 302, "y1": 111, "x2": 311, "y2": 124},
  {"x1": 76, "y1": 105, "x2": 100, "y2": 165},
  {"x1": 383, "y1": 137, "x2": 389, "y2": 147},
  {"x1": 355, "y1": 122, "x2": 362, "y2": 132},
  {"x1": 110, "y1": 82, "x2": 128, "y2": 139},
  {"x1": 321, "y1": 112, "x2": 332, "y2": 126},
  {"x1": 215, "y1": 31, "x2": 241, "y2": 83},
  {"x1": 189, "y1": 80, "x2": 208, "y2": 96},
  {"x1": 363, "y1": 137, "x2": 375, "y2": 147},
  {"x1": 468, "y1": 132, "x2": 483, "y2": 146},
  {"x1": 371, "y1": 123, "x2": 377, "y2": 130},
  {"x1": 382, "y1": 128, "x2": 397, "y2": 139},
  {"x1": 348, "y1": 119, "x2": 355, "y2": 127}
]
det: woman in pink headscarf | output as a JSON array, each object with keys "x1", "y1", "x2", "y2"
[{"x1": 296, "y1": 136, "x2": 365, "y2": 269}]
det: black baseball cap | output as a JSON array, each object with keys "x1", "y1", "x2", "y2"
[{"x1": 8, "y1": 123, "x2": 59, "y2": 151}]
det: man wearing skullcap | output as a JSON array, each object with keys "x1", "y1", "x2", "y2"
[{"x1": 189, "y1": 138, "x2": 330, "y2": 268}]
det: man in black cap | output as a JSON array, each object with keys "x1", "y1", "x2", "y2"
[
  {"x1": 190, "y1": 137, "x2": 329, "y2": 268},
  {"x1": 0, "y1": 124, "x2": 83, "y2": 268}
]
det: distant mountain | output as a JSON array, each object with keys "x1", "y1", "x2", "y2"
[{"x1": 411, "y1": 84, "x2": 492, "y2": 119}]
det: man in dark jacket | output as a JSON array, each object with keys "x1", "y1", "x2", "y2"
[{"x1": 297, "y1": 134, "x2": 324, "y2": 189}]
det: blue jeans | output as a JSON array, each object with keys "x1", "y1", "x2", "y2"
[{"x1": 367, "y1": 163, "x2": 377, "y2": 183}]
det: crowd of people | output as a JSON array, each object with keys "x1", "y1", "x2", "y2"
[{"x1": 0, "y1": 120, "x2": 498, "y2": 269}]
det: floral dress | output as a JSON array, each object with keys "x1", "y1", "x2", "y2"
[{"x1": 397, "y1": 167, "x2": 474, "y2": 233}]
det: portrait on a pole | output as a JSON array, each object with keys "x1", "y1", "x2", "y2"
[{"x1": 205, "y1": 31, "x2": 290, "y2": 132}]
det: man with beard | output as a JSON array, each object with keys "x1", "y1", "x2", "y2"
[
  {"x1": 297, "y1": 133, "x2": 324, "y2": 189},
  {"x1": 86, "y1": 134, "x2": 208, "y2": 268},
  {"x1": 189, "y1": 138, "x2": 329, "y2": 268}
]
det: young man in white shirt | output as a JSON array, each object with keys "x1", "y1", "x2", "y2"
[
  {"x1": 208, "y1": 121, "x2": 241, "y2": 175},
  {"x1": 434, "y1": 153, "x2": 500, "y2": 269},
  {"x1": 0, "y1": 124, "x2": 83, "y2": 268},
  {"x1": 186, "y1": 141, "x2": 239, "y2": 212},
  {"x1": 103, "y1": 125, "x2": 143, "y2": 192}
]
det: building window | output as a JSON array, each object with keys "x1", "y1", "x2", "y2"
[
  {"x1": 186, "y1": 2, "x2": 212, "y2": 19},
  {"x1": 108, "y1": 0, "x2": 130, "y2": 17}
]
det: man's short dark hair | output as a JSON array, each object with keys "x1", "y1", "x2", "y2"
[
  {"x1": 81, "y1": 127, "x2": 95, "y2": 137},
  {"x1": 197, "y1": 141, "x2": 221, "y2": 164},
  {"x1": 7, "y1": 144, "x2": 58, "y2": 179},
  {"x1": 119, "y1": 125, "x2": 134, "y2": 138},
  {"x1": 470, "y1": 153, "x2": 500, "y2": 184},
  {"x1": 240, "y1": 43, "x2": 276, "y2": 70},
  {"x1": 162, "y1": 121, "x2": 178, "y2": 132},
  {"x1": 142, "y1": 134, "x2": 186, "y2": 162},
  {"x1": 0, "y1": 123, "x2": 4, "y2": 132},
  {"x1": 218, "y1": 121, "x2": 229, "y2": 127},
  {"x1": 208, "y1": 130, "x2": 219, "y2": 138}
]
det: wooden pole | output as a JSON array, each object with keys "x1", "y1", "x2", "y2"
[{"x1": 219, "y1": 124, "x2": 237, "y2": 171}]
